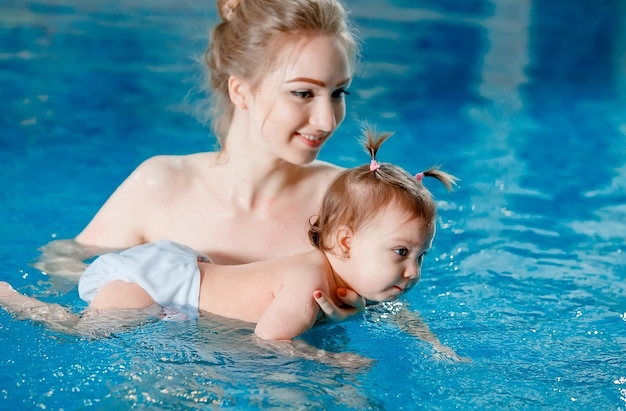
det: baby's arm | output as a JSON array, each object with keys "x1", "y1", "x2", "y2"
[
  {"x1": 254, "y1": 284, "x2": 320, "y2": 341},
  {"x1": 253, "y1": 279, "x2": 373, "y2": 368},
  {"x1": 254, "y1": 337, "x2": 373, "y2": 370},
  {"x1": 371, "y1": 301, "x2": 470, "y2": 363}
]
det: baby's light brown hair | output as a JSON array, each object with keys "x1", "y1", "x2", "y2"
[{"x1": 309, "y1": 127, "x2": 458, "y2": 251}]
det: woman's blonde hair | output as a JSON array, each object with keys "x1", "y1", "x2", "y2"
[
  {"x1": 309, "y1": 127, "x2": 458, "y2": 251},
  {"x1": 201, "y1": 0, "x2": 360, "y2": 147}
]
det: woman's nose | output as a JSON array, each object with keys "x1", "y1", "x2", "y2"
[{"x1": 311, "y1": 97, "x2": 339, "y2": 132}]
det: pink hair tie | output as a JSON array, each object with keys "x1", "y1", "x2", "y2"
[
  {"x1": 414, "y1": 172, "x2": 424, "y2": 182},
  {"x1": 370, "y1": 159, "x2": 381, "y2": 171}
]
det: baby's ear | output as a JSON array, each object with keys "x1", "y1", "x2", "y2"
[{"x1": 335, "y1": 225, "x2": 353, "y2": 253}]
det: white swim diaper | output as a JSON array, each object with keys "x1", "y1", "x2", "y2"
[{"x1": 78, "y1": 240, "x2": 212, "y2": 316}]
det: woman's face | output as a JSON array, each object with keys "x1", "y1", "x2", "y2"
[{"x1": 248, "y1": 35, "x2": 352, "y2": 165}]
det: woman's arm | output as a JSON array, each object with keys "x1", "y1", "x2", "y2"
[
  {"x1": 76, "y1": 157, "x2": 173, "y2": 248},
  {"x1": 33, "y1": 157, "x2": 176, "y2": 277},
  {"x1": 31, "y1": 239, "x2": 120, "y2": 278}
]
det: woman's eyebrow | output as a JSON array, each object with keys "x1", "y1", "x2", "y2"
[{"x1": 286, "y1": 77, "x2": 351, "y2": 87}]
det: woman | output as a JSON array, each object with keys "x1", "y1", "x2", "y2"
[{"x1": 38, "y1": 0, "x2": 364, "y2": 319}]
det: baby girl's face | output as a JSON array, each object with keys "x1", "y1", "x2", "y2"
[{"x1": 346, "y1": 207, "x2": 435, "y2": 302}]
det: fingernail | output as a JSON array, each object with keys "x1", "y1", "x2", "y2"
[
  {"x1": 337, "y1": 288, "x2": 347, "y2": 297},
  {"x1": 313, "y1": 290, "x2": 322, "y2": 299}
]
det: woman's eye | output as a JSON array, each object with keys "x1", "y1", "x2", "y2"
[
  {"x1": 394, "y1": 248, "x2": 409, "y2": 257},
  {"x1": 331, "y1": 88, "x2": 350, "y2": 99},
  {"x1": 291, "y1": 90, "x2": 314, "y2": 99}
]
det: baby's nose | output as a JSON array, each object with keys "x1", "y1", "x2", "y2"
[{"x1": 404, "y1": 261, "x2": 419, "y2": 279}]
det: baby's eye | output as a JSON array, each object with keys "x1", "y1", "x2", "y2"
[
  {"x1": 291, "y1": 90, "x2": 314, "y2": 99},
  {"x1": 331, "y1": 88, "x2": 350, "y2": 99},
  {"x1": 394, "y1": 248, "x2": 409, "y2": 257}
]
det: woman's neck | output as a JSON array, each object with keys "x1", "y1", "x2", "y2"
[{"x1": 215, "y1": 136, "x2": 305, "y2": 212}]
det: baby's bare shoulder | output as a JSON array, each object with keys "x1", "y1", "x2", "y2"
[{"x1": 285, "y1": 251, "x2": 333, "y2": 290}]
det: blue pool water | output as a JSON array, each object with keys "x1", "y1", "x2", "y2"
[{"x1": 1, "y1": 0, "x2": 625, "y2": 409}]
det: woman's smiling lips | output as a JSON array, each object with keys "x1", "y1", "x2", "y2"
[{"x1": 296, "y1": 132, "x2": 325, "y2": 148}]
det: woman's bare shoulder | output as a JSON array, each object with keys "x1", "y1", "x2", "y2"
[
  {"x1": 133, "y1": 152, "x2": 215, "y2": 178},
  {"x1": 126, "y1": 152, "x2": 217, "y2": 190},
  {"x1": 304, "y1": 160, "x2": 346, "y2": 183},
  {"x1": 75, "y1": 152, "x2": 219, "y2": 248},
  {"x1": 308, "y1": 159, "x2": 346, "y2": 172}
]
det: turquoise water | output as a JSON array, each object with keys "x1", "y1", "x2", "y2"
[{"x1": 1, "y1": 0, "x2": 625, "y2": 409}]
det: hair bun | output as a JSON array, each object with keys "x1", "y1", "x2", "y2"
[{"x1": 217, "y1": 0, "x2": 241, "y2": 21}]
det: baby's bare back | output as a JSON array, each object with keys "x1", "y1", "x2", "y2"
[{"x1": 196, "y1": 250, "x2": 333, "y2": 326}]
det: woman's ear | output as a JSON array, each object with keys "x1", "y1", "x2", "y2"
[{"x1": 228, "y1": 75, "x2": 249, "y2": 109}]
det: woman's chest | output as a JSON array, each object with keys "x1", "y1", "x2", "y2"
[{"x1": 145, "y1": 207, "x2": 315, "y2": 264}]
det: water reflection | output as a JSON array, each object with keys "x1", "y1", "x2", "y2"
[{"x1": 107, "y1": 315, "x2": 379, "y2": 409}]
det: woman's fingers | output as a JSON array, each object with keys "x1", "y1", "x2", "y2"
[
  {"x1": 336, "y1": 288, "x2": 366, "y2": 311},
  {"x1": 313, "y1": 288, "x2": 366, "y2": 322}
]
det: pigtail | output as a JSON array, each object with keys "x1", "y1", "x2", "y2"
[
  {"x1": 418, "y1": 166, "x2": 459, "y2": 192},
  {"x1": 359, "y1": 123, "x2": 393, "y2": 171}
]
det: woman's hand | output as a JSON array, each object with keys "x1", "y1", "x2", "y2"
[{"x1": 313, "y1": 288, "x2": 366, "y2": 323}]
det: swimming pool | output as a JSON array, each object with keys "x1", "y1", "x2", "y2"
[{"x1": 1, "y1": 0, "x2": 625, "y2": 409}]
